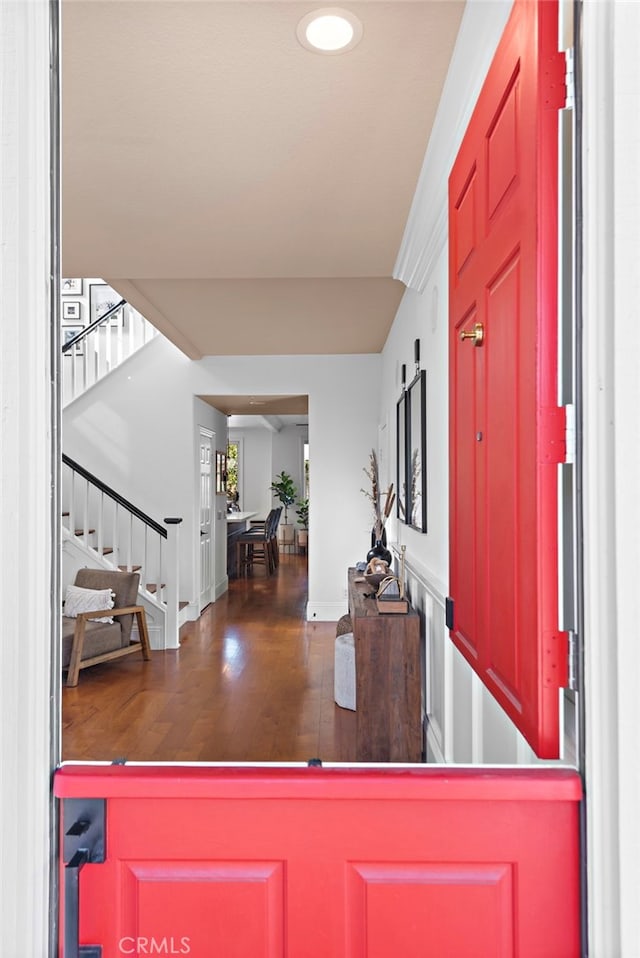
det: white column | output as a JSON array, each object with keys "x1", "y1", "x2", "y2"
[
  {"x1": 610, "y1": 1, "x2": 640, "y2": 949},
  {"x1": 163, "y1": 519, "x2": 182, "y2": 649},
  {"x1": 582, "y1": 0, "x2": 640, "y2": 953},
  {"x1": 0, "y1": 2, "x2": 55, "y2": 956}
]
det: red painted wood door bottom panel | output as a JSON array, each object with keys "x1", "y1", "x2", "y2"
[{"x1": 55, "y1": 764, "x2": 581, "y2": 957}]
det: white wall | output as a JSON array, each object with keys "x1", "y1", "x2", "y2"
[
  {"x1": 229, "y1": 427, "x2": 272, "y2": 516},
  {"x1": 64, "y1": 340, "x2": 380, "y2": 619},
  {"x1": 272, "y1": 425, "x2": 308, "y2": 524},
  {"x1": 63, "y1": 336, "x2": 227, "y2": 610}
]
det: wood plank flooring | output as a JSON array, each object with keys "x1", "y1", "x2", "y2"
[{"x1": 62, "y1": 554, "x2": 356, "y2": 763}]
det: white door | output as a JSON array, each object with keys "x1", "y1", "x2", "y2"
[{"x1": 199, "y1": 429, "x2": 214, "y2": 610}]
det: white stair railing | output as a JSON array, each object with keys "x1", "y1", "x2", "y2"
[
  {"x1": 62, "y1": 454, "x2": 182, "y2": 649},
  {"x1": 62, "y1": 299, "x2": 156, "y2": 406}
]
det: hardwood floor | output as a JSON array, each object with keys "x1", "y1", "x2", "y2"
[{"x1": 62, "y1": 554, "x2": 356, "y2": 763}]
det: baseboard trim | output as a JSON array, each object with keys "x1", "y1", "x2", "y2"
[
  {"x1": 306, "y1": 601, "x2": 347, "y2": 622},
  {"x1": 131, "y1": 621, "x2": 164, "y2": 651},
  {"x1": 215, "y1": 577, "x2": 229, "y2": 601},
  {"x1": 426, "y1": 721, "x2": 446, "y2": 764}
]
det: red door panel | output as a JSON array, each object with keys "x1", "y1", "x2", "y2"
[
  {"x1": 449, "y1": 0, "x2": 567, "y2": 757},
  {"x1": 55, "y1": 765, "x2": 581, "y2": 958}
]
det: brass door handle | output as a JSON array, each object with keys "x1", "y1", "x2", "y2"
[{"x1": 459, "y1": 322, "x2": 484, "y2": 346}]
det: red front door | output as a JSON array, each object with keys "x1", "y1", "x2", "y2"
[
  {"x1": 449, "y1": 0, "x2": 568, "y2": 758},
  {"x1": 55, "y1": 764, "x2": 581, "y2": 957}
]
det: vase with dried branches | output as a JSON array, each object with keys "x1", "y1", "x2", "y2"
[{"x1": 361, "y1": 449, "x2": 395, "y2": 564}]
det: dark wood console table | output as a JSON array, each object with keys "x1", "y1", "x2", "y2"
[{"x1": 348, "y1": 568, "x2": 422, "y2": 762}]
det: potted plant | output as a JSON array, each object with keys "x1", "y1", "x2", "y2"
[
  {"x1": 269, "y1": 471, "x2": 297, "y2": 546},
  {"x1": 295, "y1": 498, "x2": 309, "y2": 554}
]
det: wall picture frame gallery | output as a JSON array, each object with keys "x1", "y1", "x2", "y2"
[{"x1": 397, "y1": 366, "x2": 427, "y2": 533}]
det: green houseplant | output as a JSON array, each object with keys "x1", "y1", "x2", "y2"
[{"x1": 270, "y1": 471, "x2": 297, "y2": 547}]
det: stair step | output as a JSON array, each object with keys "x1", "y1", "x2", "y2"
[
  {"x1": 118, "y1": 564, "x2": 142, "y2": 573},
  {"x1": 145, "y1": 583, "x2": 166, "y2": 594},
  {"x1": 179, "y1": 601, "x2": 189, "y2": 611},
  {"x1": 74, "y1": 528, "x2": 95, "y2": 536}
]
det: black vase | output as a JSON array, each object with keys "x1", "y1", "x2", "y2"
[
  {"x1": 370, "y1": 526, "x2": 388, "y2": 549},
  {"x1": 366, "y1": 538, "x2": 392, "y2": 566}
]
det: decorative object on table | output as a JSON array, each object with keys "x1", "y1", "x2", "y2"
[
  {"x1": 364, "y1": 555, "x2": 390, "y2": 590},
  {"x1": 375, "y1": 573, "x2": 409, "y2": 614},
  {"x1": 270, "y1": 470, "x2": 297, "y2": 547},
  {"x1": 361, "y1": 449, "x2": 395, "y2": 563}
]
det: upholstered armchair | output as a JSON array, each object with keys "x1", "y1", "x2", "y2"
[{"x1": 62, "y1": 568, "x2": 151, "y2": 687}]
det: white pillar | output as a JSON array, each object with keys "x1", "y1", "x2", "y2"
[
  {"x1": 0, "y1": 1, "x2": 56, "y2": 955},
  {"x1": 582, "y1": 0, "x2": 640, "y2": 953},
  {"x1": 163, "y1": 518, "x2": 182, "y2": 649}
]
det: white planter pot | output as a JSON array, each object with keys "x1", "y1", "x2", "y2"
[{"x1": 279, "y1": 523, "x2": 295, "y2": 544}]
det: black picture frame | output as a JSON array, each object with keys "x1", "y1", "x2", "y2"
[
  {"x1": 62, "y1": 300, "x2": 81, "y2": 321},
  {"x1": 407, "y1": 369, "x2": 427, "y2": 533},
  {"x1": 396, "y1": 391, "x2": 409, "y2": 523}
]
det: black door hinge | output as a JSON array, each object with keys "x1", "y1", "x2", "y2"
[{"x1": 63, "y1": 798, "x2": 106, "y2": 958}]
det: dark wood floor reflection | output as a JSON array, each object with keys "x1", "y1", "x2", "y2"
[{"x1": 62, "y1": 555, "x2": 356, "y2": 763}]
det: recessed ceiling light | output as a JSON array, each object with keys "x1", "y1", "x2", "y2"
[{"x1": 297, "y1": 8, "x2": 363, "y2": 55}]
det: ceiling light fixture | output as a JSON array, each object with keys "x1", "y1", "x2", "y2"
[{"x1": 297, "y1": 8, "x2": 363, "y2": 55}]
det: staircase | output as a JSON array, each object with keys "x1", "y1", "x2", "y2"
[
  {"x1": 62, "y1": 294, "x2": 157, "y2": 406},
  {"x1": 61, "y1": 292, "x2": 185, "y2": 649},
  {"x1": 62, "y1": 455, "x2": 185, "y2": 649}
]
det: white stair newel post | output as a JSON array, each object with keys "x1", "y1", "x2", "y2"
[{"x1": 163, "y1": 517, "x2": 182, "y2": 649}]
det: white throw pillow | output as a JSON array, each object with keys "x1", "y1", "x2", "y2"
[{"x1": 64, "y1": 585, "x2": 115, "y2": 624}]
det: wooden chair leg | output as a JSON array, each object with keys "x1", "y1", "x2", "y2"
[
  {"x1": 135, "y1": 608, "x2": 152, "y2": 660},
  {"x1": 67, "y1": 617, "x2": 87, "y2": 687}
]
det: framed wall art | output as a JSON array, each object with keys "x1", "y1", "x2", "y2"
[
  {"x1": 407, "y1": 369, "x2": 427, "y2": 532},
  {"x1": 61, "y1": 278, "x2": 82, "y2": 295},
  {"x1": 396, "y1": 390, "x2": 409, "y2": 523},
  {"x1": 89, "y1": 283, "x2": 123, "y2": 325},
  {"x1": 62, "y1": 301, "x2": 81, "y2": 321},
  {"x1": 62, "y1": 326, "x2": 83, "y2": 355},
  {"x1": 216, "y1": 451, "x2": 228, "y2": 494}
]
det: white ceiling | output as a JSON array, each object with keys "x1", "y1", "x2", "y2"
[{"x1": 61, "y1": 0, "x2": 465, "y2": 359}]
